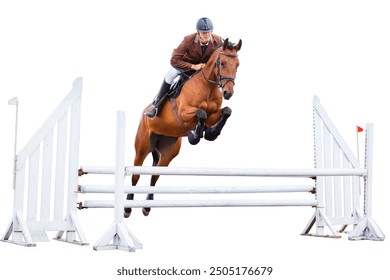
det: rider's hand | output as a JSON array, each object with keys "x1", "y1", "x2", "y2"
[{"x1": 191, "y1": 63, "x2": 205, "y2": 70}]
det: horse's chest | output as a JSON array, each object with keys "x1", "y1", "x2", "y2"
[{"x1": 199, "y1": 100, "x2": 219, "y2": 113}]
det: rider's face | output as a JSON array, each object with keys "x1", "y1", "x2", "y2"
[{"x1": 199, "y1": 32, "x2": 212, "y2": 44}]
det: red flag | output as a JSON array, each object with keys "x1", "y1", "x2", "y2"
[{"x1": 357, "y1": 126, "x2": 363, "y2": 133}]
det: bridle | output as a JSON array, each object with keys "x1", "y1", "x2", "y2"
[{"x1": 202, "y1": 51, "x2": 238, "y2": 88}]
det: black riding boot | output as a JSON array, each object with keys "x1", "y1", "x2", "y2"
[{"x1": 144, "y1": 81, "x2": 171, "y2": 119}]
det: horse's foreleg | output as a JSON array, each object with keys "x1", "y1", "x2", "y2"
[
  {"x1": 188, "y1": 109, "x2": 207, "y2": 145},
  {"x1": 205, "y1": 106, "x2": 232, "y2": 141}
]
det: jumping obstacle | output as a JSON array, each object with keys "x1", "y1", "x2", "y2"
[
  {"x1": 2, "y1": 78, "x2": 87, "y2": 247},
  {"x1": 2, "y1": 78, "x2": 384, "y2": 252}
]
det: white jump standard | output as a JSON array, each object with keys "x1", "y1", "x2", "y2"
[
  {"x1": 2, "y1": 78, "x2": 87, "y2": 247},
  {"x1": 2, "y1": 78, "x2": 384, "y2": 252}
]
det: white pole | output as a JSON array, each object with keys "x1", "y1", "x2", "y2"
[
  {"x1": 83, "y1": 199, "x2": 318, "y2": 208},
  {"x1": 93, "y1": 111, "x2": 143, "y2": 251},
  {"x1": 79, "y1": 184, "x2": 315, "y2": 194},
  {"x1": 8, "y1": 97, "x2": 19, "y2": 189},
  {"x1": 364, "y1": 123, "x2": 374, "y2": 217},
  {"x1": 114, "y1": 111, "x2": 126, "y2": 223},
  {"x1": 80, "y1": 166, "x2": 367, "y2": 177}
]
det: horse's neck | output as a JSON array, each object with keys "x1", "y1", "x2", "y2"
[
  {"x1": 179, "y1": 67, "x2": 217, "y2": 102},
  {"x1": 179, "y1": 57, "x2": 219, "y2": 98},
  {"x1": 200, "y1": 60, "x2": 218, "y2": 85}
]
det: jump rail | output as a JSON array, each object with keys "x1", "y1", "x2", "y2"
[
  {"x1": 80, "y1": 166, "x2": 367, "y2": 177},
  {"x1": 2, "y1": 78, "x2": 384, "y2": 252},
  {"x1": 78, "y1": 185, "x2": 315, "y2": 194}
]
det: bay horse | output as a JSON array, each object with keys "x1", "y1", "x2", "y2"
[{"x1": 125, "y1": 38, "x2": 242, "y2": 217}]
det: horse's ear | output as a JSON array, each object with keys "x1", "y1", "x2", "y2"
[
  {"x1": 223, "y1": 38, "x2": 229, "y2": 49},
  {"x1": 235, "y1": 39, "x2": 242, "y2": 51}
]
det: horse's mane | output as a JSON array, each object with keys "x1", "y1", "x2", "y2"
[
  {"x1": 207, "y1": 39, "x2": 236, "y2": 60},
  {"x1": 215, "y1": 39, "x2": 236, "y2": 51},
  {"x1": 223, "y1": 40, "x2": 236, "y2": 51}
]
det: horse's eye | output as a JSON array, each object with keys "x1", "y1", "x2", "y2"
[{"x1": 220, "y1": 62, "x2": 225, "y2": 67}]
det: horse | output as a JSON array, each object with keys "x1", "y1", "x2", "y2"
[{"x1": 125, "y1": 38, "x2": 242, "y2": 217}]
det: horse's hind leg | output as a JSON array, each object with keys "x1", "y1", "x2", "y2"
[
  {"x1": 124, "y1": 122, "x2": 156, "y2": 218},
  {"x1": 142, "y1": 150, "x2": 159, "y2": 216},
  {"x1": 142, "y1": 136, "x2": 182, "y2": 216},
  {"x1": 205, "y1": 106, "x2": 232, "y2": 141},
  {"x1": 188, "y1": 109, "x2": 207, "y2": 145}
]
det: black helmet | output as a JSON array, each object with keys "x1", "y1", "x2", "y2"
[{"x1": 196, "y1": 17, "x2": 214, "y2": 32}]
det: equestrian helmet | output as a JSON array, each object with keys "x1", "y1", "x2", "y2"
[{"x1": 196, "y1": 17, "x2": 214, "y2": 32}]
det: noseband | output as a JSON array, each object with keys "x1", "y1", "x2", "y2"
[{"x1": 202, "y1": 51, "x2": 238, "y2": 88}]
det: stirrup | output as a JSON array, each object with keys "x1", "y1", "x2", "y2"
[{"x1": 144, "y1": 107, "x2": 158, "y2": 119}]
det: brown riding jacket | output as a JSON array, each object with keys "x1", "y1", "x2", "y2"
[{"x1": 170, "y1": 33, "x2": 223, "y2": 72}]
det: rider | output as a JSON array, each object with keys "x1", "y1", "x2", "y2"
[{"x1": 144, "y1": 17, "x2": 224, "y2": 119}]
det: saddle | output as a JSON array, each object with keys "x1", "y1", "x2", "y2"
[{"x1": 167, "y1": 70, "x2": 197, "y2": 99}]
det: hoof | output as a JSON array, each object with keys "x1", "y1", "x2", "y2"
[
  {"x1": 124, "y1": 208, "x2": 132, "y2": 218},
  {"x1": 222, "y1": 107, "x2": 232, "y2": 117},
  {"x1": 188, "y1": 131, "x2": 201, "y2": 145},
  {"x1": 142, "y1": 208, "x2": 151, "y2": 216},
  {"x1": 204, "y1": 128, "x2": 219, "y2": 141}
]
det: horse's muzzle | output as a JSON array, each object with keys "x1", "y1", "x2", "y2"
[{"x1": 223, "y1": 90, "x2": 233, "y2": 100}]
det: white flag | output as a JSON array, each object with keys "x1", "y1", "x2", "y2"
[{"x1": 8, "y1": 97, "x2": 18, "y2": 105}]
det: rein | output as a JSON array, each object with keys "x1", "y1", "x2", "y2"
[{"x1": 202, "y1": 51, "x2": 237, "y2": 88}]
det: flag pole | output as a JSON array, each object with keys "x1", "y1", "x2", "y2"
[
  {"x1": 356, "y1": 125, "x2": 363, "y2": 165},
  {"x1": 8, "y1": 97, "x2": 19, "y2": 189}
]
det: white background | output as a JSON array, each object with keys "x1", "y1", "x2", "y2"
[{"x1": 0, "y1": 1, "x2": 389, "y2": 279}]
